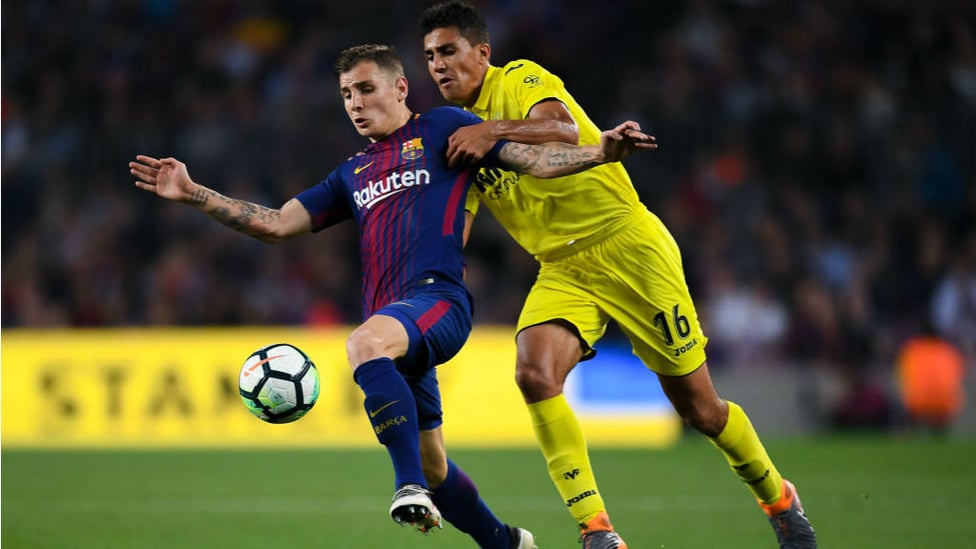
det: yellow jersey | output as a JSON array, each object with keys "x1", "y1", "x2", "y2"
[{"x1": 466, "y1": 60, "x2": 644, "y2": 260}]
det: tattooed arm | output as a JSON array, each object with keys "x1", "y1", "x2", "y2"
[
  {"x1": 495, "y1": 120, "x2": 657, "y2": 179},
  {"x1": 129, "y1": 155, "x2": 312, "y2": 243}
]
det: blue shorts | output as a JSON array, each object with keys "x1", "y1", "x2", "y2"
[{"x1": 375, "y1": 280, "x2": 473, "y2": 430}]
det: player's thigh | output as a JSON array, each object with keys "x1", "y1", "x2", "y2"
[
  {"x1": 516, "y1": 267, "x2": 610, "y2": 360},
  {"x1": 594, "y1": 213, "x2": 708, "y2": 376}
]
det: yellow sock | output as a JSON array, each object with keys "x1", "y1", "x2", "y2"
[
  {"x1": 528, "y1": 394, "x2": 606, "y2": 525},
  {"x1": 709, "y1": 401, "x2": 783, "y2": 504}
]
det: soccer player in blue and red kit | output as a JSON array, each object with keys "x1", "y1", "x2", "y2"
[{"x1": 130, "y1": 44, "x2": 655, "y2": 548}]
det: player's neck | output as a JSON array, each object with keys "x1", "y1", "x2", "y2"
[{"x1": 370, "y1": 110, "x2": 414, "y2": 143}]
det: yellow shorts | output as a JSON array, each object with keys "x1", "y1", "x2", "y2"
[{"x1": 517, "y1": 208, "x2": 708, "y2": 377}]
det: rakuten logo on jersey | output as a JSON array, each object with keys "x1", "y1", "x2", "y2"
[{"x1": 353, "y1": 169, "x2": 431, "y2": 210}]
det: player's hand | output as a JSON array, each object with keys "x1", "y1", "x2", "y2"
[
  {"x1": 599, "y1": 121, "x2": 657, "y2": 163},
  {"x1": 446, "y1": 121, "x2": 499, "y2": 168},
  {"x1": 130, "y1": 155, "x2": 197, "y2": 202}
]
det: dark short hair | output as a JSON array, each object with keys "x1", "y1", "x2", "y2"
[
  {"x1": 419, "y1": 0, "x2": 490, "y2": 45},
  {"x1": 333, "y1": 44, "x2": 404, "y2": 79}
]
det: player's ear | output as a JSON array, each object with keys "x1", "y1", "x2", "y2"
[
  {"x1": 396, "y1": 76, "x2": 409, "y2": 101},
  {"x1": 478, "y1": 42, "x2": 491, "y2": 65}
]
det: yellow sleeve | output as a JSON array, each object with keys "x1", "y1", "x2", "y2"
[
  {"x1": 464, "y1": 185, "x2": 480, "y2": 215},
  {"x1": 498, "y1": 60, "x2": 567, "y2": 119}
]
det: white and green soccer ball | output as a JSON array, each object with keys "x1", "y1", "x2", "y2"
[{"x1": 239, "y1": 343, "x2": 320, "y2": 424}]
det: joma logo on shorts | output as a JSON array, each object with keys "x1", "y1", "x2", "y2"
[
  {"x1": 565, "y1": 490, "x2": 597, "y2": 507},
  {"x1": 673, "y1": 338, "x2": 699, "y2": 357}
]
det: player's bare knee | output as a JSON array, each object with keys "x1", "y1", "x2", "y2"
[
  {"x1": 679, "y1": 402, "x2": 727, "y2": 437},
  {"x1": 345, "y1": 327, "x2": 381, "y2": 367},
  {"x1": 515, "y1": 360, "x2": 562, "y2": 400}
]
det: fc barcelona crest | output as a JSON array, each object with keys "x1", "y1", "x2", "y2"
[{"x1": 401, "y1": 137, "x2": 425, "y2": 160}]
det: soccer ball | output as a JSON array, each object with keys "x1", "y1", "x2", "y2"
[{"x1": 239, "y1": 343, "x2": 321, "y2": 423}]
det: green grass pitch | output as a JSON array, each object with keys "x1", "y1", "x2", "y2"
[{"x1": 3, "y1": 436, "x2": 974, "y2": 548}]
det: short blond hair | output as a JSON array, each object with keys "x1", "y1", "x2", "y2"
[{"x1": 334, "y1": 44, "x2": 404, "y2": 80}]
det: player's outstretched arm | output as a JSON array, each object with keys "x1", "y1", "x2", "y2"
[
  {"x1": 496, "y1": 120, "x2": 657, "y2": 179},
  {"x1": 129, "y1": 155, "x2": 312, "y2": 243}
]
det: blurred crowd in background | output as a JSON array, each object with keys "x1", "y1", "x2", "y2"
[{"x1": 3, "y1": 1, "x2": 975, "y2": 414}]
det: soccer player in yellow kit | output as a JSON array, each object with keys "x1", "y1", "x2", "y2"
[{"x1": 419, "y1": 2, "x2": 817, "y2": 548}]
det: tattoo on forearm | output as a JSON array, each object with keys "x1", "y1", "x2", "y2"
[
  {"x1": 501, "y1": 142, "x2": 600, "y2": 176},
  {"x1": 188, "y1": 188, "x2": 212, "y2": 207},
  {"x1": 542, "y1": 146, "x2": 600, "y2": 167},
  {"x1": 205, "y1": 192, "x2": 279, "y2": 236},
  {"x1": 211, "y1": 206, "x2": 251, "y2": 232}
]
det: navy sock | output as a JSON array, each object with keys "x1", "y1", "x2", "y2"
[
  {"x1": 432, "y1": 459, "x2": 510, "y2": 549},
  {"x1": 353, "y1": 357, "x2": 425, "y2": 489}
]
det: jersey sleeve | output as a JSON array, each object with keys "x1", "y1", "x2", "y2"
[
  {"x1": 428, "y1": 105, "x2": 485, "y2": 130},
  {"x1": 294, "y1": 169, "x2": 352, "y2": 232},
  {"x1": 499, "y1": 59, "x2": 568, "y2": 118},
  {"x1": 463, "y1": 185, "x2": 481, "y2": 215},
  {"x1": 426, "y1": 107, "x2": 488, "y2": 214}
]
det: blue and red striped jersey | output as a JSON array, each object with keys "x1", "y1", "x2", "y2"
[{"x1": 295, "y1": 106, "x2": 494, "y2": 320}]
